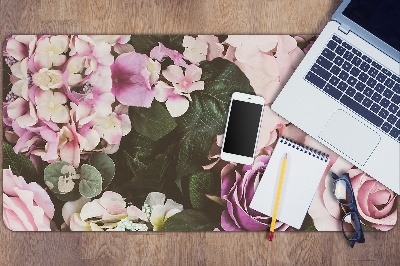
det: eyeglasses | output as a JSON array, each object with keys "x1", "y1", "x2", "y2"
[{"x1": 332, "y1": 172, "x2": 365, "y2": 248}]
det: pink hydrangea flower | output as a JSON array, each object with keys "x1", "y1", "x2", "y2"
[
  {"x1": 162, "y1": 64, "x2": 204, "y2": 94},
  {"x1": 32, "y1": 68, "x2": 63, "y2": 90},
  {"x1": 111, "y1": 51, "x2": 155, "y2": 107},
  {"x1": 9, "y1": 58, "x2": 29, "y2": 100},
  {"x1": 34, "y1": 35, "x2": 69, "y2": 69},
  {"x1": 35, "y1": 90, "x2": 69, "y2": 123},
  {"x1": 5, "y1": 35, "x2": 37, "y2": 61},
  {"x1": 182, "y1": 35, "x2": 208, "y2": 63},
  {"x1": 225, "y1": 35, "x2": 279, "y2": 63},
  {"x1": 197, "y1": 35, "x2": 224, "y2": 61},
  {"x1": 150, "y1": 43, "x2": 188, "y2": 67},
  {"x1": 7, "y1": 97, "x2": 38, "y2": 128},
  {"x1": 155, "y1": 81, "x2": 190, "y2": 117},
  {"x1": 3, "y1": 168, "x2": 55, "y2": 231}
]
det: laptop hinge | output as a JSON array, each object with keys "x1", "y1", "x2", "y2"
[{"x1": 338, "y1": 24, "x2": 350, "y2": 34}]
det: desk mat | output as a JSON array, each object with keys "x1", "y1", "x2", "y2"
[{"x1": 2, "y1": 35, "x2": 397, "y2": 232}]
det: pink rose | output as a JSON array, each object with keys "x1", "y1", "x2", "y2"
[
  {"x1": 349, "y1": 169, "x2": 397, "y2": 231},
  {"x1": 3, "y1": 168, "x2": 55, "y2": 231}
]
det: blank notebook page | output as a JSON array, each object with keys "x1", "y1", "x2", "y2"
[{"x1": 250, "y1": 137, "x2": 329, "y2": 229}]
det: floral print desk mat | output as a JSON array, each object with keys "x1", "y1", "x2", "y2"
[{"x1": 2, "y1": 35, "x2": 397, "y2": 232}]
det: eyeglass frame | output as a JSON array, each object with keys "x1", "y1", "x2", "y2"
[{"x1": 331, "y1": 172, "x2": 365, "y2": 248}]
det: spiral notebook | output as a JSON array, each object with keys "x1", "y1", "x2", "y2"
[{"x1": 250, "y1": 137, "x2": 330, "y2": 229}]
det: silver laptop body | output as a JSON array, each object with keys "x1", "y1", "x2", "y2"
[{"x1": 272, "y1": 0, "x2": 400, "y2": 193}]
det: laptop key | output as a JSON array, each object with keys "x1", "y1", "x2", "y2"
[
  {"x1": 351, "y1": 56, "x2": 362, "y2": 65},
  {"x1": 366, "y1": 78, "x2": 377, "y2": 88},
  {"x1": 391, "y1": 94, "x2": 399, "y2": 104},
  {"x1": 362, "y1": 98, "x2": 373, "y2": 108},
  {"x1": 381, "y1": 123, "x2": 392, "y2": 133},
  {"x1": 312, "y1": 64, "x2": 331, "y2": 80},
  {"x1": 331, "y1": 65, "x2": 341, "y2": 75},
  {"x1": 317, "y1": 56, "x2": 333, "y2": 70},
  {"x1": 380, "y1": 98, "x2": 390, "y2": 108},
  {"x1": 372, "y1": 92, "x2": 382, "y2": 102},
  {"x1": 359, "y1": 73, "x2": 368, "y2": 82},
  {"x1": 305, "y1": 72, "x2": 325, "y2": 90},
  {"x1": 339, "y1": 71, "x2": 349, "y2": 81},
  {"x1": 335, "y1": 46, "x2": 346, "y2": 56},
  {"x1": 396, "y1": 119, "x2": 400, "y2": 129},
  {"x1": 352, "y1": 48, "x2": 361, "y2": 57},
  {"x1": 370, "y1": 103, "x2": 381, "y2": 114},
  {"x1": 345, "y1": 87, "x2": 356, "y2": 97},
  {"x1": 378, "y1": 109, "x2": 389, "y2": 119},
  {"x1": 332, "y1": 35, "x2": 342, "y2": 43},
  {"x1": 342, "y1": 62, "x2": 352, "y2": 72},
  {"x1": 394, "y1": 84, "x2": 400, "y2": 94},
  {"x1": 384, "y1": 78, "x2": 395, "y2": 88},
  {"x1": 387, "y1": 114, "x2": 397, "y2": 124},
  {"x1": 389, "y1": 128, "x2": 400, "y2": 139},
  {"x1": 381, "y1": 68, "x2": 391, "y2": 75},
  {"x1": 354, "y1": 92, "x2": 364, "y2": 103},
  {"x1": 361, "y1": 55, "x2": 372, "y2": 63},
  {"x1": 394, "y1": 76, "x2": 400, "y2": 83},
  {"x1": 368, "y1": 67, "x2": 379, "y2": 78},
  {"x1": 342, "y1": 41, "x2": 352, "y2": 50},
  {"x1": 355, "y1": 81, "x2": 365, "y2": 91},
  {"x1": 323, "y1": 84, "x2": 342, "y2": 100},
  {"x1": 337, "y1": 81, "x2": 348, "y2": 91},
  {"x1": 374, "y1": 83, "x2": 385, "y2": 93},
  {"x1": 347, "y1": 76, "x2": 357, "y2": 86},
  {"x1": 377, "y1": 73, "x2": 387, "y2": 83},
  {"x1": 388, "y1": 104, "x2": 399, "y2": 114},
  {"x1": 327, "y1": 40, "x2": 338, "y2": 50},
  {"x1": 343, "y1": 51, "x2": 354, "y2": 61},
  {"x1": 363, "y1": 87, "x2": 373, "y2": 97},
  {"x1": 383, "y1": 89, "x2": 394, "y2": 99},
  {"x1": 340, "y1": 95, "x2": 384, "y2": 127},
  {"x1": 329, "y1": 76, "x2": 340, "y2": 86},
  {"x1": 350, "y1": 67, "x2": 361, "y2": 77},
  {"x1": 333, "y1": 56, "x2": 344, "y2": 66},
  {"x1": 322, "y1": 48, "x2": 335, "y2": 60},
  {"x1": 371, "y1": 61, "x2": 382, "y2": 70},
  {"x1": 360, "y1": 62, "x2": 370, "y2": 72}
]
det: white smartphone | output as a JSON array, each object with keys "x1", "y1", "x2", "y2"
[{"x1": 220, "y1": 92, "x2": 265, "y2": 165}]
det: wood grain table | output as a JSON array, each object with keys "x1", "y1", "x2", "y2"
[{"x1": 0, "y1": 0, "x2": 398, "y2": 265}]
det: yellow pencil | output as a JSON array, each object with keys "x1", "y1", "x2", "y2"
[{"x1": 269, "y1": 153, "x2": 287, "y2": 241}]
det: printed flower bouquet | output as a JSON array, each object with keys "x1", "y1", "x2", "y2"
[{"x1": 2, "y1": 35, "x2": 397, "y2": 231}]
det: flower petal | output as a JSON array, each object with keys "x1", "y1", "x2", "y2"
[
  {"x1": 162, "y1": 65, "x2": 184, "y2": 84},
  {"x1": 165, "y1": 95, "x2": 189, "y2": 117}
]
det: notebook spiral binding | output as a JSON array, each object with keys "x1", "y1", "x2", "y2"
[{"x1": 280, "y1": 137, "x2": 329, "y2": 162}]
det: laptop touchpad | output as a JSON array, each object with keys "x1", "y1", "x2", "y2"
[{"x1": 318, "y1": 109, "x2": 380, "y2": 165}]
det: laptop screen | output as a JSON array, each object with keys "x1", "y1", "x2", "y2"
[{"x1": 343, "y1": 0, "x2": 400, "y2": 52}]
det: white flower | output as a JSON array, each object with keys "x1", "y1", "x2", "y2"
[
  {"x1": 182, "y1": 35, "x2": 208, "y2": 63},
  {"x1": 127, "y1": 192, "x2": 183, "y2": 231},
  {"x1": 32, "y1": 68, "x2": 63, "y2": 90}
]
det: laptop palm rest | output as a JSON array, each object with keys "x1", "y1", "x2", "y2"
[{"x1": 318, "y1": 109, "x2": 381, "y2": 165}]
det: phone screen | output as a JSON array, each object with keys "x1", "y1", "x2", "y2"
[{"x1": 223, "y1": 100, "x2": 263, "y2": 157}]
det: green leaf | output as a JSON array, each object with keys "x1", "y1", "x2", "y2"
[
  {"x1": 130, "y1": 101, "x2": 177, "y2": 141},
  {"x1": 44, "y1": 161, "x2": 73, "y2": 194},
  {"x1": 176, "y1": 58, "x2": 255, "y2": 134},
  {"x1": 189, "y1": 171, "x2": 219, "y2": 210},
  {"x1": 79, "y1": 164, "x2": 103, "y2": 198},
  {"x1": 89, "y1": 153, "x2": 115, "y2": 190},
  {"x1": 175, "y1": 58, "x2": 255, "y2": 177},
  {"x1": 3, "y1": 142, "x2": 39, "y2": 182},
  {"x1": 129, "y1": 35, "x2": 184, "y2": 55},
  {"x1": 176, "y1": 131, "x2": 214, "y2": 178},
  {"x1": 163, "y1": 209, "x2": 218, "y2": 232}
]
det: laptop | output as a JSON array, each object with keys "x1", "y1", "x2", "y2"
[{"x1": 272, "y1": 0, "x2": 400, "y2": 194}]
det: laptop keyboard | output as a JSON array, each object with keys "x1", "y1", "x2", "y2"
[{"x1": 304, "y1": 34, "x2": 400, "y2": 142}]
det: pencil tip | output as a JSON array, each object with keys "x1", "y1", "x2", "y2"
[
  {"x1": 268, "y1": 232, "x2": 274, "y2": 241},
  {"x1": 284, "y1": 153, "x2": 287, "y2": 159}
]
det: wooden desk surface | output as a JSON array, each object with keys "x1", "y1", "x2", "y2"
[{"x1": 0, "y1": 0, "x2": 398, "y2": 265}]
